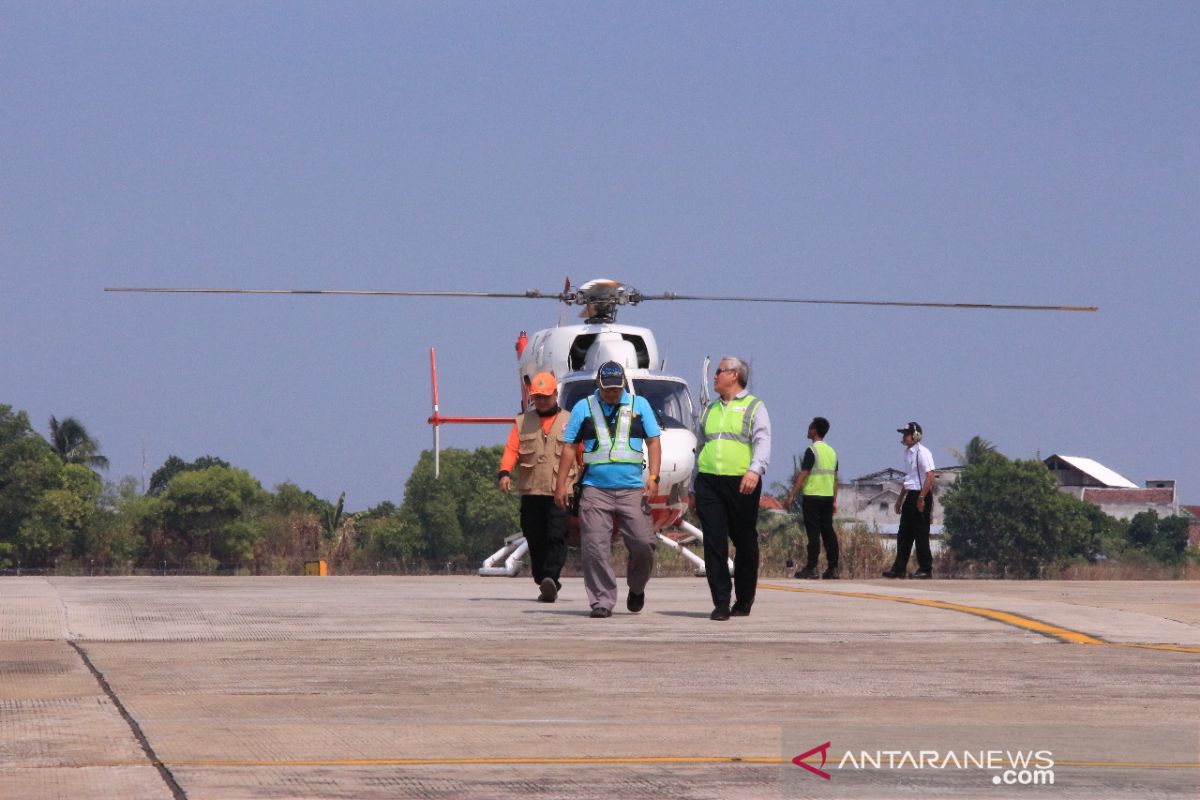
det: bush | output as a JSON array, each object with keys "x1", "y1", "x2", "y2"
[{"x1": 942, "y1": 457, "x2": 1092, "y2": 577}]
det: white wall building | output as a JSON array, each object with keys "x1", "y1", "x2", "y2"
[
  {"x1": 833, "y1": 467, "x2": 962, "y2": 553},
  {"x1": 1044, "y1": 455, "x2": 1179, "y2": 520}
]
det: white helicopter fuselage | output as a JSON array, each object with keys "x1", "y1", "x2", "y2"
[{"x1": 516, "y1": 321, "x2": 698, "y2": 530}]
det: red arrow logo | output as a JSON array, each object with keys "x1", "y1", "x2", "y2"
[{"x1": 792, "y1": 741, "x2": 832, "y2": 780}]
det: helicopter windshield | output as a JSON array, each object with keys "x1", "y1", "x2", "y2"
[{"x1": 559, "y1": 378, "x2": 695, "y2": 430}]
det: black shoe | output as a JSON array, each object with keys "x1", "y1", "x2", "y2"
[
  {"x1": 882, "y1": 569, "x2": 905, "y2": 578},
  {"x1": 911, "y1": 571, "x2": 932, "y2": 579},
  {"x1": 538, "y1": 577, "x2": 558, "y2": 603},
  {"x1": 626, "y1": 590, "x2": 645, "y2": 613},
  {"x1": 793, "y1": 568, "x2": 819, "y2": 579},
  {"x1": 821, "y1": 568, "x2": 840, "y2": 580},
  {"x1": 589, "y1": 606, "x2": 612, "y2": 618},
  {"x1": 730, "y1": 603, "x2": 751, "y2": 617},
  {"x1": 710, "y1": 606, "x2": 731, "y2": 621}
]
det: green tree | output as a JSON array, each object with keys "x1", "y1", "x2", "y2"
[
  {"x1": 47, "y1": 416, "x2": 109, "y2": 471},
  {"x1": 1126, "y1": 510, "x2": 1158, "y2": 549},
  {"x1": 942, "y1": 456, "x2": 1092, "y2": 577},
  {"x1": 17, "y1": 464, "x2": 102, "y2": 567},
  {"x1": 949, "y1": 435, "x2": 999, "y2": 466},
  {"x1": 397, "y1": 446, "x2": 519, "y2": 565},
  {"x1": 271, "y1": 481, "x2": 335, "y2": 518},
  {"x1": 155, "y1": 466, "x2": 269, "y2": 568},
  {"x1": 1153, "y1": 516, "x2": 1191, "y2": 565},
  {"x1": 1124, "y1": 511, "x2": 1191, "y2": 565},
  {"x1": 1, "y1": 406, "x2": 64, "y2": 563},
  {"x1": 1079, "y1": 502, "x2": 1127, "y2": 561},
  {"x1": 359, "y1": 509, "x2": 425, "y2": 567},
  {"x1": 148, "y1": 454, "x2": 230, "y2": 495},
  {"x1": 88, "y1": 477, "x2": 149, "y2": 570}
]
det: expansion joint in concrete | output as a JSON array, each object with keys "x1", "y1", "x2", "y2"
[{"x1": 68, "y1": 641, "x2": 188, "y2": 800}]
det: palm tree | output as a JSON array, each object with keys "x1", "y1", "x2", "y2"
[
  {"x1": 949, "y1": 435, "x2": 999, "y2": 466},
  {"x1": 48, "y1": 415, "x2": 109, "y2": 470}
]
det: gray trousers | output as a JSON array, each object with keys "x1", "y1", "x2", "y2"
[{"x1": 578, "y1": 486, "x2": 656, "y2": 611}]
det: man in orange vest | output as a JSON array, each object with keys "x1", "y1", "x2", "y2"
[{"x1": 497, "y1": 372, "x2": 576, "y2": 602}]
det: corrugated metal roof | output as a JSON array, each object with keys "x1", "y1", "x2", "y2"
[{"x1": 1050, "y1": 455, "x2": 1137, "y2": 488}]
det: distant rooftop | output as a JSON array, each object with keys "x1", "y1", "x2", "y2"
[
  {"x1": 1044, "y1": 455, "x2": 1137, "y2": 488},
  {"x1": 1082, "y1": 488, "x2": 1175, "y2": 505}
]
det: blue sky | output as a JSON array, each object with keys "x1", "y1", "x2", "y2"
[{"x1": 3, "y1": 2, "x2": 1197, "y2": 509}]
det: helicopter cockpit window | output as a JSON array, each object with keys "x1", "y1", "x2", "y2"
[
  {"x1": 558, "y1": 379, "x2": 694, "y2": 430},
  {"x1": 631, "y1": 379, "x2": 693, "y2": 429}
]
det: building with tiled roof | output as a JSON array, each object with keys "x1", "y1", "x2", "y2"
[
  {"x1": 1081, "y1": 487, "x2": 1177, "y2": 521},
  {"x1": 1045, "y1": 455, "x2": 1180, "y2": 521}
]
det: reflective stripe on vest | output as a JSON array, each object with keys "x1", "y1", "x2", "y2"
[
  {"x1": 581, "y1": 394, "x2": 644, "y2": 465},
  {"x1": 803, "y1": 441, "x2": 837, "y2": 497},
  {"x1": 696, "y1": 394, "x2": 760, "y2": 476}
]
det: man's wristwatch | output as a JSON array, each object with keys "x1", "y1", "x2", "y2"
[{"x1": 649, "y1": 475, "x2": 659, "y2": 482}]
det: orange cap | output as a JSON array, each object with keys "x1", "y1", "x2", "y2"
[{"x1": 529, "y1": 372, "x2": 557, "y2": 396}]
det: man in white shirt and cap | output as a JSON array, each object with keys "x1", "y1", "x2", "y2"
[{"x1": 884, "y1": 421, "x2": 935, "y2": 579}]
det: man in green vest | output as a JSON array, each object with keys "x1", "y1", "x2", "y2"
[
  {"x1": 784, "y1": 416, "x2": 840, "y2": 579},
  {"x1": 689, "y1": 356, "x2": 772, "y2": 621}
]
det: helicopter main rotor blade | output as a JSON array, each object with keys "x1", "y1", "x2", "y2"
[
  {"x1": 103, "y1": 286, "x2": 1097, "y2": 312},
  {"x1": 638, "y1": 293, "x2": 1098, "y2": 312},
  {"x1": 103, "y1": 287, "x2": 562, "y2": 299}
]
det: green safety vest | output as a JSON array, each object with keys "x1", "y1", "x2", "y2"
[
  {"x1": 582, "y1": 394, "x2": 644, "y2": 465},
  {"x1": 803, "y1": 441, "x2": 837, "y2": 497},
  {"x1": 697, "y1": 394, "x2": 761, "y2": 476}
]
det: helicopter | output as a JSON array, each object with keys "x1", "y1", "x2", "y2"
[{"x1": 106, "y1": 278, "x2": 1096, "y2": 578}]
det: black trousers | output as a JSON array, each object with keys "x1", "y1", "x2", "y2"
[
  {"x1": 800, "y1": 495, "x2": 839, "y2": 570},
  {"x1": 893, "y1": 492, "x2": 934, "y2": 573},
  {"x1": 520, "y1": 495, "x2": 567, "y2": 587},
  {"x1": 695, "y1": 472, "x2": 761, "y2": 609}
]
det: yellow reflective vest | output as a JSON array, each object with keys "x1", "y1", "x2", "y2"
[
  {"x1": 697, "y1": 394, "x2": 761, "y2": 476},
  {"x1": 803, "y1": 441, "x2": 837, "y2": 497}
]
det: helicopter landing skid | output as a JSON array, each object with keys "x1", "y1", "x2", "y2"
[
  {"x1": 655, "y1": 520, "x2": 734, "y2": 578},
  {"x1": 478, "y1": 523, "x2": 730, "y2": 578},
  {"x1": 479, "y1": 533, "x2": 530, "y2": 577}
]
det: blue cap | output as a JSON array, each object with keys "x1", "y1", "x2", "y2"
[{"x1": 597, "y1": 361, "x2": 625, "y2": 388}]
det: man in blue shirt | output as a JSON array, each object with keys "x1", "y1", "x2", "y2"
[{"x1": 554, "y1": 361, "x2": 662, "y2": 618}]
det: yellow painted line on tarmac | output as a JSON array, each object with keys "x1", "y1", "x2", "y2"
[
  {"x1": 1111, "y1": 641, "x2": 1200, "y2": 653},
  {"x1": 758, "y1": 583, "x2": 1200, "y2": 653},
  {"x1": 13, "y1": 756, "x2": 1200, "y2": 771},
  {"x1": 159, "y1": 756, "x2": 1200, "y2": 770},
  {"x1": 167, "y1": 756, "x2": 784, "y2": 767}
]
